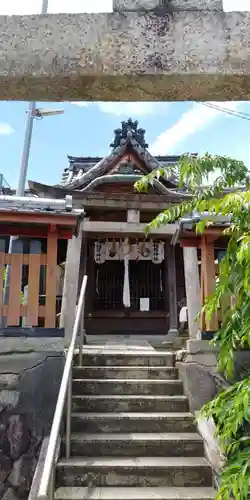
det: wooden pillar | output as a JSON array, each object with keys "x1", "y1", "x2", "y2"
[
  {"x1": 45, "y1": 227, "x2": 58, "y2": 328},
  {"x1": 183, "y1": 245, "x2": 201, "y2": 339},
  {"x1": 26, "y1": 240, "x2": 41, "y2": 326},
  {"x1": 165, "y1": 242, "x2": 178, "y2": 337},
  {"x1": 0, "y1": 240, "x2": 5, "y2": 324},
  {"x1": 200, "y1": 236, "x2": 218, "y2": 331},
  {"x1": 7, "y1": 239, "x2": 23, "y2": 326},
  {"x1": 60, "y1": 226, "x2": 83, "y2": 345}
]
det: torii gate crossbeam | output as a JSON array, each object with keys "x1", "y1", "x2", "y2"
[{"x1": 0, "y1": 0, "x2": 250, "y2": 101}]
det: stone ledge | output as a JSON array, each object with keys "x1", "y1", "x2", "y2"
[
  {"x1": 0, "y1": 11, "x2": 250, "y2": 101},
  {"x1": 0, "y1": 327, "x2": 64, "y2": 337},
  {"x1": 196, "y1": 415, "x2": 224, "y2": 485},
  {"x1": 0, "y1": 338, "x2": 65, "y2": 355},
  {"x1": 186, "y1": 339, "x2": 218, "y2": 354}
]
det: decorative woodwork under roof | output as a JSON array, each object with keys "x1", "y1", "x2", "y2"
[
  {"x1": 59, "y1": 119, "x2": 194, "y2": 190},
  {"x1": 29, "y1": 118, "x2": 197, "y2": 199}
]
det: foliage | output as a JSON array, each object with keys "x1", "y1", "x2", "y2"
[
  {"x1": 136, "y1": 153, "x2": 250, "y2": 499},
  {"x1": 3, "y1": 266, "x2": 24, "y2": 305}
]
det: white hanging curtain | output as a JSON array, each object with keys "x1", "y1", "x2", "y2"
[{"x1": 123, "y1": 240, "x2": 131, "y2": 308}]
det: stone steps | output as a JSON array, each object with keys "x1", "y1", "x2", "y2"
[
  {"x1": 55, "y1": 347, "x2": 215, "y2": 499},
  {"x1": 73, "y1": 366, "x2": 178, "y2": 380},
  {"x1": 73, "y1": 350, "x2": 174, "y2": 367},
  {"x1": 56, "y1": 457, "x2": 213, "y2": 487},
  {"x1": 70, "y1": 412, "x2": 197, "y2": 433},
  {"x1": 55, "y1": 486, "x2": 216, "y2": 500},
  {"x1": 63, "y1": 432, "x2": 204, "y2": 457},
  {"x1": 71, "y1": 395, "x2": 189, "y2": 413},
  {"x1": 72, "y1": 379, "x2": 183, "y2": 396}
]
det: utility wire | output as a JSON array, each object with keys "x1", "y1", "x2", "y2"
[
  {"x1": 199, "y1": 102, "x2": 250, "y2": 121},
  {"x1": 203, "y1": 102, "x2": 250, "y2": 119}
]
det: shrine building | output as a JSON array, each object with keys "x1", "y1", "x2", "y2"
[{"x1": 28, "y1": 119, "x2": 228, "y2": 340}]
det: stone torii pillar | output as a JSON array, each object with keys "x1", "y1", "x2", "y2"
[
  {"x1": 6, "y1": 0, "x2": 250, "y2": 103},
  {"x1": 60, "y1": 225, "x2": 83, "y2": 345},
  {"x1": 113, "y1": 0, "x2": 223, "y2": 11},
  {"x1": 182, "y1": 244, "x2": 201, "y2": 339}
]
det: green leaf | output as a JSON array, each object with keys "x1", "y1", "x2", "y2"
[{"x1": 135, "y1": 152, "x2": 250, "y2": 499}]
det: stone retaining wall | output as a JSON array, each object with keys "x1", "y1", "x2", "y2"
[{"x1": 0, "y1": 339, "x2": 64, "y2": 500}]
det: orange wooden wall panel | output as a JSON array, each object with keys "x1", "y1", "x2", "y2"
[
  {"x1": 26, "y1": 241, "x2": 41, "y2": 326},
  {"x1": 45, "y1": 230, "x2": 58, "y2": 328},
  {"x1": 7, "y1": 240, "x2": 23, "y2": 326},
  {"x1": 0, "y1": 240, "x2": 6, "y2": 317}
]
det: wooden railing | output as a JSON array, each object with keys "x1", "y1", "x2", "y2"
[{"x1": 0, "y1": 238, "x2": 58, "y2": 328}]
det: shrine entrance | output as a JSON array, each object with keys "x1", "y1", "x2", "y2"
[
  {"x1": 86, "y1": 238, "x2": 169, "y2": 336},
  {"x1": 94, "y1": 260, "x2": 165, "y2": 312}
]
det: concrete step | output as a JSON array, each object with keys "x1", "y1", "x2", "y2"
[
  {"x1": 64, "y1": 433, "x2": 204, "y2": 457},
  {"x1": 72, "y1": 379, "x2": 183, "y2": 396},
  {"x1": 71, "y1": 412, "x2": 196, "y2": 433},
  {"x1": 57, "y1": 457, "x2": 213, "y2": 487},
  {"x1": 74, "y1": 350, "x2": 174, "y2": 367},
  {"x1": 73, "y1": 366, "x2": 178, "y2": 380},
  {"x1": 72, "y1": 395, "x2": 189, "y2": 413},
  {"x1": 55, "y1": 486, "x2": 216, "y2": 500}
]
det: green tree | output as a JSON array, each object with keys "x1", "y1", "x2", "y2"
[{"x1": 136, "y1": 154, "x2": 250, "y2": 499}]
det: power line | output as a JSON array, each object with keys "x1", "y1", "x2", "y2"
[
  {"x1": 204, "y1": 102, "x2": 250, "y2": 119},
  {"x1": 199, "y1": 102, "x2": 250, "y2": 122}
]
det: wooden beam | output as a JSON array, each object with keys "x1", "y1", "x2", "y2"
[
  {"x1": 83, "y1": 220, "x2": 177, "y2": 235},
  {"x1": 0, "y1": 211, "x2": 79, "y2": 227},
  {"x1": 0, "y1": 225, "x2": 73, "y2": 239},
  {"x1": 180, "y1": 238, "x2": 200, "y2": 248}
]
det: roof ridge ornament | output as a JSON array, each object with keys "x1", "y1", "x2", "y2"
[{"x1": 110, "y1": 118, "x2": 148, "y2": 149}]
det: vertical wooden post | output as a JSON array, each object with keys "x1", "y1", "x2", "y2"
[
  {"x1": 45, "y1": 227, "x2": 58, "y2": 328},
  {"x1": 27, "y1": 240, "x2": 41, "y2": 326},
  {"x1": 8, "y1": 240, "x2": 23, "y2": 326},
  {"x1": 0, "y1": 240, "x2": 5, "y2": 322},
  {"x1": 165, "y1": 241, "x2": 178, "y2": 337},
  {"x1": 200, "y1": 253, "x2": 206, "y2": 331},
  {"x1": 200, "y1": 236, "x2": 218, "y2": 331}
]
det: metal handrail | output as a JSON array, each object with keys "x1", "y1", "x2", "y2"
[{"x1": 37, "y1": 275, "x2": 88, "y2": 500}]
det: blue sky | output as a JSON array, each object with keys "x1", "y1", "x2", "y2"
[{"x1": 0, "y1": 0, "x2": 250, "y2": 188}]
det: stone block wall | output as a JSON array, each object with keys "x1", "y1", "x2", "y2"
[
  {"x1": 176, "y1": 340, "x2": 250, "y2": 485},
  {"x1": 0, "y1": 339, "x2": 64, "y2": 500}
]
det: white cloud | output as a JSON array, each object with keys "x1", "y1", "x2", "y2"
[
  {"x1": 0, "y1": 0, "x2": 249, "y2": 15},
  {"x1": 97, "y1": 102, "x2": 165, "y2": 117},
  {"x1": 224, "y1": 0, "x2": 250, "y2": 11},
  {"x1": 0, "y1": 0, "x2": 112, "y2": 15},
  {"x1": 150, "y1": 102, "x2": 239, "y2": 155},
  {"x1": 0, "y1": 123, "x2": 14, "y2": 135},
  {"x1": 72, "y1": 101, "x2": 169, "y2": 117},
  {"x1": 71, "y1": 101, "x2": 89, "y2": 107},
  {"x1": 0, "y1": 0, "x2": 250, "y2": 15}
]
